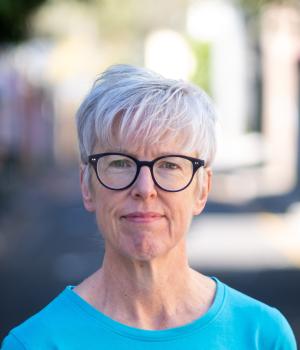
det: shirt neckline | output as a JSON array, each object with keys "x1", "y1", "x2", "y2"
[{"x1": 63, "y1": 276, "x2": 226, "y2": 341}]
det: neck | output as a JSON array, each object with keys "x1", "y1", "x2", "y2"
[
  {"x1": 103, "y1": 237, "x2": 190, "y2": 293},
  {"x1": 75, "y1": 240, "x2": 216, "y2": 330}
]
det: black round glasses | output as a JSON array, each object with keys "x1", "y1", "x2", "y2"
[{"x1": 88, "y1": 152, "x2": 205, "y2": 192}]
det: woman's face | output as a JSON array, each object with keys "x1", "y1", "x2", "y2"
[{"x1": 81, "y1": 139, "x2": 212, "y2": 262}]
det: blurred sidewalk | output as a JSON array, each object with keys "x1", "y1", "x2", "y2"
[{"x1": 188, "y1": 210, "x2": 300, "y2": 270}]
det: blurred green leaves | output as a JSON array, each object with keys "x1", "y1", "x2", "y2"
[
  {"x1": 0, "y1": 0, "x2": 48, "y2": 42},
  {"x1": 0, "y1": 0, "x2": 188, "y2": 43},
  {"x1": 235, "y1": 0, "x2": 296, "y2": 16},
  {"x1": 0, "y1": 0, "x2": 293, "y2": 44},
  {"x1": 189, "y1": 40, "x2": 212, "y2": 94}
]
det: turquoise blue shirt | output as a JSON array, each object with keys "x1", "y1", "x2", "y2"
[{"x1": 1, "y1": 278, "x2": 297, "y2": 349}]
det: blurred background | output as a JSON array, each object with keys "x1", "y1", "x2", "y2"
[{"x1": 0, "y1": 0, "x2": 300, "y2": 344}]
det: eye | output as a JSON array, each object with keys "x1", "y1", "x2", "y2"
[
  {"x1": 109, "y1": 159, "x2": 133, "y2": 168},
  {"x1": 158, "y1": 161, "x2": 180, "y2": 170}
]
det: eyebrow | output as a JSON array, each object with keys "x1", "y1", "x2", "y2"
[{"x1": 103, "y1": 148, "x2": 185, "y2": 158}]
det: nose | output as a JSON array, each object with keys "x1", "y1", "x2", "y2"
[{"x1": 130, "y1": 166, "x2": 157, "y2": 200}]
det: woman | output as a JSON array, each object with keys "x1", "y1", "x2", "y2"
[{"x1": 2, "y1": 65, "x2": 296, "y2": 349}]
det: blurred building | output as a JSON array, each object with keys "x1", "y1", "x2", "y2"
[
  {"x1": 189, "y1": 1, "x2": 300, "y2": 205},
  {"x1": 0, "y1": 43, "x2": 54, "y2": 172},
  {"x1": 145, "y1": 0, "x2": 300, "y2": 205},
  {"x1": 260, "y1": 3, "x2": 300, "y2": 195}
]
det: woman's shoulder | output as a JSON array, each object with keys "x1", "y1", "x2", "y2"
[
  {"x1": 216, "y1": 278, "x2": 297, "y2": 348},
  {"x1": 218, "y1": 278, "x2": 287, "y2": 321},
  {"x1": 221, "y1": 279, "x2": 285, "y2": 317}
]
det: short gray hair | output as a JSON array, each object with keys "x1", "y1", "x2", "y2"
[{"x1": 76, "y1": 64, "x2": 217, "y2": 184}]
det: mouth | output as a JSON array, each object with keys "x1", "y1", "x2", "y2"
[{"x1": 121, "y1": 212, "x2": 164, "y2": 223}]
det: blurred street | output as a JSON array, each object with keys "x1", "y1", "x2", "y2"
[
  {"x1": 189, "y1": 211, "x2": 300, "y2": 271},
  {"x1": 0, "y1": 167, "x2": 299, "y2": 344}
]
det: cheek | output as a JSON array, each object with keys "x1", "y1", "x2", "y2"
[
  {"x1": 93, "y1": 204, "x2": 107, "y2": 238},
  {"x1": 167, "y1": 195, "x2": 196, "y2": 233},
  {"x1": 93, "y1": 192, "x2": 119, "y2": 233}
]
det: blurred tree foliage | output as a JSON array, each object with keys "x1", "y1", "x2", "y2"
[
  {"x1": 90, "y1": 0, "x2": 188, "y2": 38},
  {"x1": 236, "y1": 0, "x2": 296, "y2": 14},
  {"x1": 0, "y1": 0, "x2": 292, "y2": 44},
  {"x1": 189, "y1": 40, "x2": 211, "y2": 94},
  {"x1": 0, "y1": 0, "x2": 49, "y2": 42},
  {"x1": 29, "y1": 0, "x2": 189, "y2": 64}
]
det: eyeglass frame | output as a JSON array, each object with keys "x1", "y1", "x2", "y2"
[{"x1": 88, "y1": 152, "x2": 205, "y2": 192}]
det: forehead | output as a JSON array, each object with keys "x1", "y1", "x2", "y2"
[{"x1": 95, "y1": 133, "x2": 196, "y2": 158}]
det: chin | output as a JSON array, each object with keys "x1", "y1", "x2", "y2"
[
  {"x1": 112, "y1": 230, "x2": 179, "y2": 262},
  {"x1": 124, "y1": 239, "x2": 172, "y2": 262}
]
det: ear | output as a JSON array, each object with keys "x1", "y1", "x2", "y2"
[
  {"x1": 80, "y1": 165, "x2": 96, "y2": 212},
  {"x1": 193, "y1": 167, "x2": 212, "y2": 216}
]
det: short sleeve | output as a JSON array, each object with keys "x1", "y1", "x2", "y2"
[
  {"x1": 270, "y1": 308, "x2": 297, "y2": 350},
  {"x1": 1, "y1": 334, "x2": 27, "y2": 350}
]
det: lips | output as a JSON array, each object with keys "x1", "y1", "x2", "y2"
[
  {"x1": 124, "y1": 212, "x2": 162, "y2": 218},
  {"x1": 122, "y1": 212, "x2": 164, "y2": 223}
]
